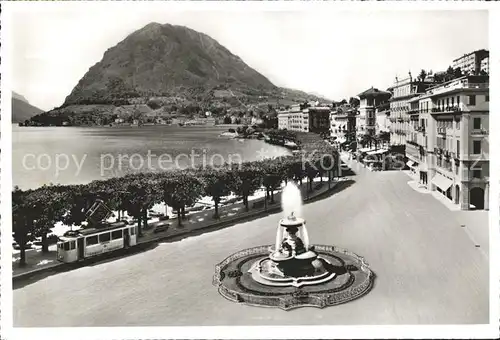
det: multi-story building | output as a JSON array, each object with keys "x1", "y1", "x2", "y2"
[
  {"x1": 330, "y1": 104, "x2": 358, "y2": 148},
  {"x1": 375, "y1": 101, "x2": 391, "y2": 146},
  {"x1": 278, "y1": 104, "x2": 331, "y2": 133},
  {"x1": 389, "y1": 75, "x2": 434, "y2": 146},
  {"x1": 278, "y1": 111, "x2": 290, "y2": 130},
  {"x1": 357, "y1": 87, "x2": 391, "y2": 138},
  {"x1": 407, "y1": 75, "x2": 489, "y2": 210},
  {"x1": 307, "y1": 106, "x2": 331, "y2": 134},
  {"x1": 480, "y1": 56, "x2": 489, "y2": 74},
  {"x1": 452, "y1": 49, "x2": 489, "y2": 75}
]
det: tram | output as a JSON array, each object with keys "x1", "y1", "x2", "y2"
[
  {"x1": 57, "y1": 199, "x2": 137, "y2": 263},
  {"x1": 57, "y1": 222, "x2": 137, "y2": 263}
]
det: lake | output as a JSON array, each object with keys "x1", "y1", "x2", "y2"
[{"x1": 12, "y1": 125, "x2": 290, "y2": 190}]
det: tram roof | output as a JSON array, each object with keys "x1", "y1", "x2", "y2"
[{"x1": 64, "y1": 222, "x2": 129, "y2": 238}]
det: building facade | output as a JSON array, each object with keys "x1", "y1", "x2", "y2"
[
  {"x1": 330, "y1": 105, "x2": 358, "y2": 149},
  {"x1": 357, "y1": 87, "x2": 391, "y2": 138},
  {"x1": 278, "y1": 104, "x2": 331, "y2": 133},
  {"x1": 408, "y1": 75, "x2": 489, "y2": 210},
  {"x1": 452, "y1": 49, "x2": 489, "y2": 75},
  {"x1": 278, "y1": 112, "x2": 290, "y2": 130},
  {"x1": 389, "y1": 75, "x2": 434, "y2": 146},
  {"x1": 307, "y1": 107, "x2": 331, "y2": 134},
  {"x1": 480, "y1": 56, "x2": 489, "y2": 74}
]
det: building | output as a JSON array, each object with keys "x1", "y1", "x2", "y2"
[
  {"x1": 357, "y1": 87, "x2": 391, "y2": 138},
  {"x1": 307, "y1": 106, "x2": 331, "y2": 134},
  {"x1": 278, "y1": 111, "x2": 290, "y2": 130},
  {"x1": 452, "y1": 49, "x2": 489, "y2": 76},
  {"x1": 330, "y1": 104, "x2": 357, "y2": 149},
  {"x1": 389, "y1": 74, "x2": 434, "y2": 146},
  {"x1": 407, "y1": 75, "x2": 489, "y2": 210},
  {"x1": 480, "y1": 56, "x2": 489, "y2": 74}
]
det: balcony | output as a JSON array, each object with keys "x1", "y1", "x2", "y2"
[
  {"x1": 431, "y1": 106, "x2": 462, "y2": 114},
  {"x1": 471, "y1": 129, "x2": 488, "y2": 136},
  {"x1": 437, "y1": 127, "x2": 446, "y2": 136},
  {"x1": 415, "y1": 126, "x2": 426, "y2": 133}
]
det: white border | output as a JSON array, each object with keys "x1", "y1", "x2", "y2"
[{"x1": 1, "y1": 1, "x2": 499, "y2": 339}]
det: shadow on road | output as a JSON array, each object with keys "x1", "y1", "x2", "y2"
[{"x1": 13, "y1": 179, "x2": 356, "y2": 290}]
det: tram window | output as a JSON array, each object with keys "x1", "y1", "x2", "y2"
[
  {"x1": 86, "y1": 236, "x2": 98, "y2": 246},
  {"x1": 99, "y1": 233, "x2": 111, "y2": 243},
  {"x1": 70, "y1": 241, "x2": 76, "y2": 250},
  {"x1": 130, "y1": 227, "x2": 136, "y2": 235},
  {"x1": 111, "y1": 230, "x2": 123, "y2": 240},
  {"x1": 63, "y1": 242, "x2": 70, "y2": 251}
]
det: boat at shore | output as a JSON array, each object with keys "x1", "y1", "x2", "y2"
[{"x1": 219, "y1": 131, "x2": 239, "y2": 139}]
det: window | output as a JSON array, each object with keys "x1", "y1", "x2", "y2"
[
  {"x1": 457, "y1": 140, "x2": 460, "y2": 154},
  {"x1": 99, "y1": 233, "x2": 111, "y2": 243},
  {"x1": 130, "y1": 227, "x2": 136, "y2": 235},
  {"x1": 473, "y1": 117, "x2": 481, "y2": 129},
  {"x1": 473, "y1": 140, "x2": 481, "y2": 154},
  {"x1": 63, "y1": 242, "x2": 70, "y2": 251},
  {"x1": 111, "y1": 230, "x2": 123, "y2": 240},
  {"x1": 472, "y1": 169, "x2": 482, "y2": 179},
  {"x1": 468, "y1": 95, "x2": 476, "y2": 105},
  {"x1": 86, "y1": 236, "x2": 98, "y2": 246},
  {"x1": 457, "y1": 96, "x2": 460, "y2": 105},
  {"x1": 70, "y1": 241, "x2": 76, "y2": 250},
  {"x1": 486, "y1": 95, "x2": 489, "y2": 102},
  {"x1": 446, "y1": 98, "x2": 449, "y2": 107}
]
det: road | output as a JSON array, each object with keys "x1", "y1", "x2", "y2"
[{"x1": 13, "y1": 159, "x2": 489, "y2": 326}]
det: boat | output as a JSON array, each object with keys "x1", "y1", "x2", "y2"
[
  {"x1": 284, "y1": 140, "x2": 299, "y2": 150},
  {"x1": 219, "y1": 131, "x2": 238, "y2": 139}
]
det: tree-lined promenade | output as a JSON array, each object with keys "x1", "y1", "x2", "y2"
[{"x1": 12, "y1": 131, "x2": 339, "y2": 267}]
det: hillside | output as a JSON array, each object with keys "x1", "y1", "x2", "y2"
[
  {"x1": 63, "y1": 23, "x2": 276, "y2": 106},
  {"x1": 12, "y1": 92, "x2": 43, "y2": 123},
  {"x1": 28, "y1": 23, "x2": 331, "y2": 126}
]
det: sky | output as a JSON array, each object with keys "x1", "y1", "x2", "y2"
[{"x1": 10, "y1": 4, "x2": 488, "y2": 111}]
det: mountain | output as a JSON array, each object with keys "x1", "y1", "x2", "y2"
[
  {"x1": 63, "y1": 22, "x2": 276, "y2": 106},
  {"x1": 29, "y1": 23, "x2": 331, "y2": 126},
  {"x1": 12, "y1": 92, "x2": 43, "y2": 123}
]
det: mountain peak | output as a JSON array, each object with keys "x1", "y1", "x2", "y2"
[{"x1": 63, "y1": 23, "x2": 275, "y2": 106}]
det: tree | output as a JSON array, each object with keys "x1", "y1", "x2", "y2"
[
  {"x1": 31, "y1": 186, "x2": 68, "y2": 253},
  {"x1": 12, "y1": 188, "x2": 34, "y2": 267},
  {"x1": 262, "y1": 160, "x2": 285, "y2": 204},
  {"x1": 228, "y1": 164, "x2": 263, "y2": 212},
  {"x1": 453, "y1": 67, "x2": 464, "y2": 79},
  {"x1": 202, "y1": 169, "x2": 232, "y2": 219},
  {"x1": 163, "y1": 173, "x2": 203, "y2": 226},
  {"x1": 348, "y1": 97, "x2": 360, "y2": 108},
  {"x1": 418, "y1": 69, "x2": 427, "y2": 82}
]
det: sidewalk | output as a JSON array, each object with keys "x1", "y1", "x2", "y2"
[
  {"x1": 401, "y1": 167, "x2": 489, "y2": 256},
  {"x1": 12, "y1": 178, "x2": 343, "y2": 281}
]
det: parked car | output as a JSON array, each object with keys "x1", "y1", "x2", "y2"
[{"x1": 149, "y1": 221, "x2": 170, "y2": 234}]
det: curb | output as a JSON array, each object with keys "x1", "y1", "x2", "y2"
[{"x1": 13, "y1": 181, "x2": 340, "y2": 283}]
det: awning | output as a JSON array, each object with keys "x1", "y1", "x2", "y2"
[
  {"x1": 432, "y1": 173, "x2": 453, "y2": 191},
  {"x1": 367, "y1": 149, "x2": 389, "y2": 155},
  {"x1": 359, "y1": 147, "x2": 375, "y2": 153}
]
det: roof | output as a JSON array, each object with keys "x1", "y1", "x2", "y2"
[
  {"x1": 358, "y1": 87, "x2": 391, "y2": 99},
  {"x1": 63, "y1": 222, "x2": 129, "y2": 238}
]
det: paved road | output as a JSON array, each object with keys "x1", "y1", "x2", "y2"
[{"x1": 14, "y1": 160, "x2": 489, "y2": 326}]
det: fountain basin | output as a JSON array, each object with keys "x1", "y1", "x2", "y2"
[
  {"x1": 213, "y1": 244, "x2": 375, "y2": 310},
  {"x1": 249, "y1": 257, "x2": 336, "y2": 288}
]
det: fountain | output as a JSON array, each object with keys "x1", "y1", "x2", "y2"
[{"x1": 213, "y1": 182, "x2": 374, "y2": 310}]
